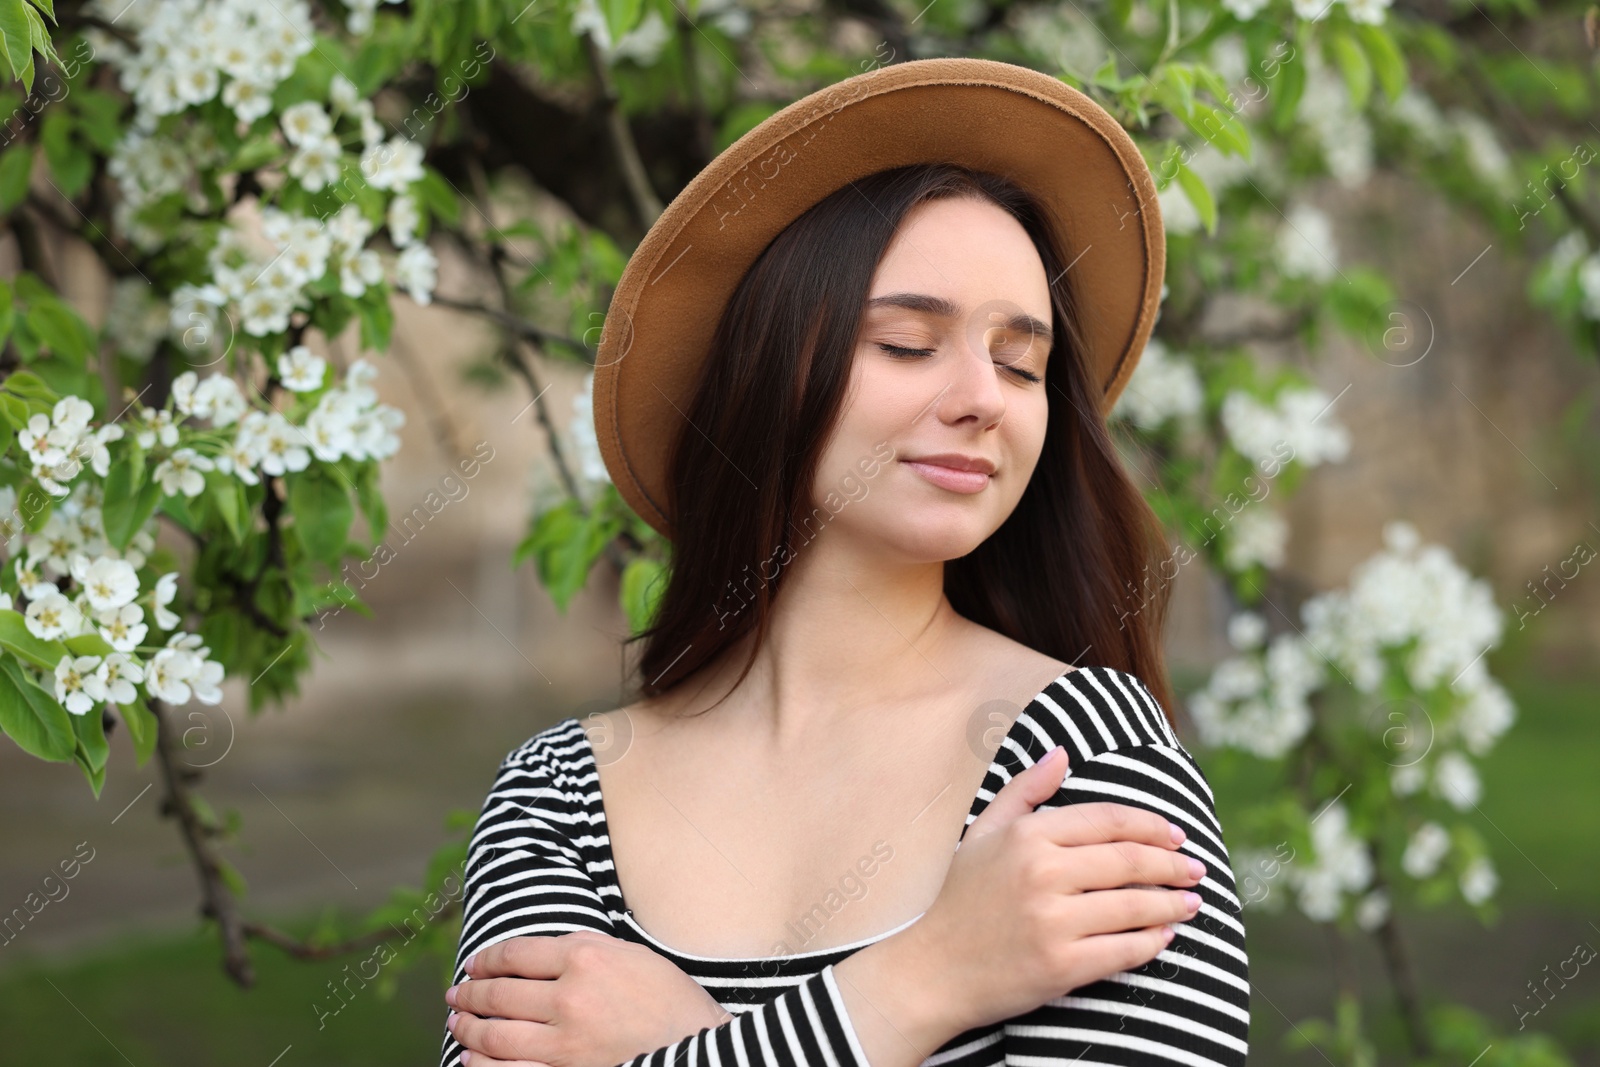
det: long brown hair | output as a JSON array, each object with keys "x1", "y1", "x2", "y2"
[{"x1": 624, "y1": 162, "x2": 1178, "y2": 729}]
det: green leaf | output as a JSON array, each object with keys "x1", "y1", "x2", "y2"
[
  {"x1": 228, "y1": 132, "x2": 285, "y2": 171},
  {"x1": 0, "y1": 606, "x2": 69, "y2": 670},
  {"x1": 118, "y1": 695, "x2": 158, "y2": 768},
  {"x1": 63, "y1": 631, "x2": 114, "y2": 657},
  {"x1": 206, "y1": 467, "x2": 248, "y2": 544},
  {"x1": 1185, "y1": 100, "x2": 1250, "y2": 157},
  {"x1": 71, "y1": 694, "x2": 108, "y2": 772},
  {"x1": 0, "y1": 142, "x2": 31, "y2": 214},
  {"x1": 620, "y1": 556, "x2": 665, "y2": 634},
  {"x1": 23, "y1": 294, "x2": 94, "y2": 363},
  {"x1": 356, "y1": 288, "x2": 392, "y2": 352},
  {"x1": 1356, "y1": 24, "x2": 1407, "y2": 104},
  {"x1": 3, "y1": 366, "x2": 58, "y2": 402},
  {"x1": 102, "y1": 456, "x2": 163, "y2": 550},
  {"x1": 286, "y1": 464, "x2": 355, "y2": 565},
  {"x1": 600, "y1": 0, "x2": 645, "y2": 39},
  {"x1": 0, "y1": 0, "x2": 35, "y2": 92},
  {"x1": 515, "y1": 499, "x2": 618, "y2": 611},
  {"x1": 352, "y1": 459, "x2": 387, "y2": 550},
  {"x1": 1328, "y1": 28, "x2": 1372, "y2": 112},
  {"x1": 1173, "y1": 158, "x2": 1217, "y2": 235},
  {"x1": 38, "y1": 108, "x2": 89, "y2": 199},
  {"x1": 0, "y1": 652, "x2": 72, "y2": 760},
  {"x1": 413, "y1": 167, "x2": 460, "y2": 227}
]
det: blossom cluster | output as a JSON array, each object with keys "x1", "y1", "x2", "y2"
[
  {"x1": 18, "y1": 398, "x2": 125, "y2": 498},
  {"x1": 1109, "y1": 338, "x2": 1204, "y2": 430},
  {"x1": 1220, "y1": 384, "x2": 1351, "y2": 469},
  {"x1": 1197, "y1": 521, "x2": 1513, "y2": 919},
  {"x1": 0, "y1": 481, "x2": 223, "y2": 714},
  {"x1": 1543, "y1": 230, "x2": 1600, "y2": 322},
  {"x1": 89, "y1": 0, "x2": 441, "y2": 330},
  {"x1": 157, "y1": 355, "x2": 404, "y2": 495}
]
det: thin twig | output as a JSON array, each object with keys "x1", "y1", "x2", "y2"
[
  {"x1": 581, "y1": 31, "x2": 663, "y2": 229},
  {"x1": 242, "y1": 901, "x2": 461, "y2": 960},
  {"x1": 429, "y1": 293, "x2": 591, "y2": 357}
]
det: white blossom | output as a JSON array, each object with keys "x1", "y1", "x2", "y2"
[
  {"x1": 55, "y1": 654, "x2": 107, "y2": 716},
  {"x1": 95, "y1": 602, "x2": 149, "y2": 654},
  {"x1": 1432, "y1": 750, "x2": 1481, "y2": 810},
  {"x1": 154, "y1": 447, "x2": 215, "y2": 497},
  {"x1": 393, "y1": 242, "x2": 438, "y2": 305},
  {"x1": 144, "y1": 571, "x2": 180, "y2": 632},
  {"x1": 1289, "y1": 801, "x2": 1371, "y2": 922},
  {"x1": 1354, "y1": 888, "x2": 1390, "y2": 931},
  {"x1": 1221, "y1": 386, "x2": 1351, "y2": 471},
  {"x1": 70, "y1": 555, "x2": 141, "y2": 611},
  {"x1": 27, "y1": 592, "x2": 84, "y2": 641},
  {"x1": 1224, "y1": 506, "x2": 1289, "y2": 570},
  {"x1": 278, "y1": 345, "x2": 328, "y2": 392},
  {"x1": 280, "y1": 100, "x2": 333, "y2": 147},
  {"x1": 1111, "y1": 338, "x2": 1204, "y2": 429},
  {"x1": 570, "y1": 371, "x2": 610, "y2": 485},
  {"x1": 387, "y1": 191, "x2": 420, "y2": 248},
  {"x1": 1460, "y1": 855, "x2": 1497, "y2": 905},
  {"x1": 96, "y1": 651, "x2": 146, "y2": 705},
  {"x1": 1276, "y1": 201, "x2": 1341, "y2": 281},
  {"x1": 1402, "y1": 821, "x2": 1450, "y2": 878},
  {"x1": 1227, "y1": 611, "x2": 1267, "y2": 651}
]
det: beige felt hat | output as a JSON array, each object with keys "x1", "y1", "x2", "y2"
[{"x1": 592, "y1": 56, "x2": 1165, "y2": 540}]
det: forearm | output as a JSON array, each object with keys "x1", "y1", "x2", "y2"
[{"x1": 829, "y1": 927, "x2": 966, "y2": 1067}]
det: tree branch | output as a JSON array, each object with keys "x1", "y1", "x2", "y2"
[{"x1": 152, "y1": 696, "x2": 256, "y2": 987}]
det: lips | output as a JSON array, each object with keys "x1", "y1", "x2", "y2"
[
  {"x1": 902, "y1": 452, "x2": 997, "y2": 475},
  {"x1": 900, "y1": 453, "x2": 996, "y2": 494}
]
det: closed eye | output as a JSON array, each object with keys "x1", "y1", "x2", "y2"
[{"x1": 877, "y1": 342, "x2": 1043, "y2": 384}]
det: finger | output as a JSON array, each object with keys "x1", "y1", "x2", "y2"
[
  {"x1": 1048, "y1": 842, "x2": 1206, "y2": 892},
  {"x1": 1031, "y1": 801, "x2": 1186, "y2": 851},
  {"x1": 965, "y1": 745, "x2": 1071, "y2": 841},
  {"x1": 449, "y1": 1010, "x2": 556, "y2": 1063},
  {"x1": 1060, "y1": 887, "x2": 1202, "y2": 938},
  {"x1": 469, "y1": 933, "x2": 602, "y2": 980},
  {"x1": 1063, "y1": 923, "x2": 1179, "y2": 984},
  {"x1": 452, "y1": 977, "x2": 557, "y2": 1023}
]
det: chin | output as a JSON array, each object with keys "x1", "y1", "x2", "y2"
[{"x1": 881, "y1": 502, "x2": 997, "y2": 560}]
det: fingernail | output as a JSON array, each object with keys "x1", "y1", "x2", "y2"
[
  {"x1": 464, "y1": 952, "x2": 477, "y2": 975},
  {"x1": 1167, "y1": 821, "x2": 1186, "y2": 845},
  {"x1": 1037, "y1": 745, "x2": 1064, "y2": 769},
  {"x1": 1183, "y1": 891, "x2": 1202, "y2": 912},
  {"x1": 461, "y1": 1052, "x2": 472, "y2": 1065},
  {"x1": 1187, "y1": 858, "x2": 1206, "y2": 880},
  {"x1": 445, "y1": 984, "x2": 459, "y2": 1006},
  {"x1": 447, "y1": 1010, "x2": 458, "y2": 1028},
  {"x1": 1162, "y1": 925, "x2": 1175, "y2": 943}
]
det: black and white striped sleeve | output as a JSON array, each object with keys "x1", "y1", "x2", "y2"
[
  {"x1": 440, "y1": 744, "x2": 874, "y2": 1067},
  {"x1": 993, "y1": 668, "x2": 1252, "y2": 1066}
]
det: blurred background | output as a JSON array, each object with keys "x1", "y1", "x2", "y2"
[{"x1": 0, "y1": 0, "x2": 1598, "y2": 1065}]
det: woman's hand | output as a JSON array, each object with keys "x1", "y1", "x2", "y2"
[
  {"x1": 890, "y1": 744, "x2": 1206, "y2": 1038},
  {"x1": 445, "y1": 930, "x2": 732, "y2": 1067}
]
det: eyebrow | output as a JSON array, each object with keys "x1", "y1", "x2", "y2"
[{"x1": 865, "y1": 291, "x2": 1054, "y2": 346}]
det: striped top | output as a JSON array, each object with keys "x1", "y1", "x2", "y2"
[{"x1": 440, "y1": 664, "x2": 1251, "y2": 1067}]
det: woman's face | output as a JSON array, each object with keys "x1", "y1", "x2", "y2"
[{"x1": 809, "y1": 194, "x2": 1054, "y2": 563}]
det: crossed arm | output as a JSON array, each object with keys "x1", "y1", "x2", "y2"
[{"x1": 440, "y1": 742, "x2": 1250, "y2": 1067}]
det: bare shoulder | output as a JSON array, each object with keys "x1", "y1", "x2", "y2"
[{"x1": 954, "y1": 621, "x2": 1076, "y2": 700}]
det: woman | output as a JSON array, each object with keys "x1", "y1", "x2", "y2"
[{"x1": 440, "y1": 59, "x2": 1249, "y2": 1067}]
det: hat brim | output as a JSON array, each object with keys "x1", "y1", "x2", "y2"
[{"x1": 593, "y1": 56, "x2": 1165, "y2": 540}]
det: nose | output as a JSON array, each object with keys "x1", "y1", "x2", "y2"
[{"x1": 927, "y1": 319, "x2": 1010, "y2": 430}]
